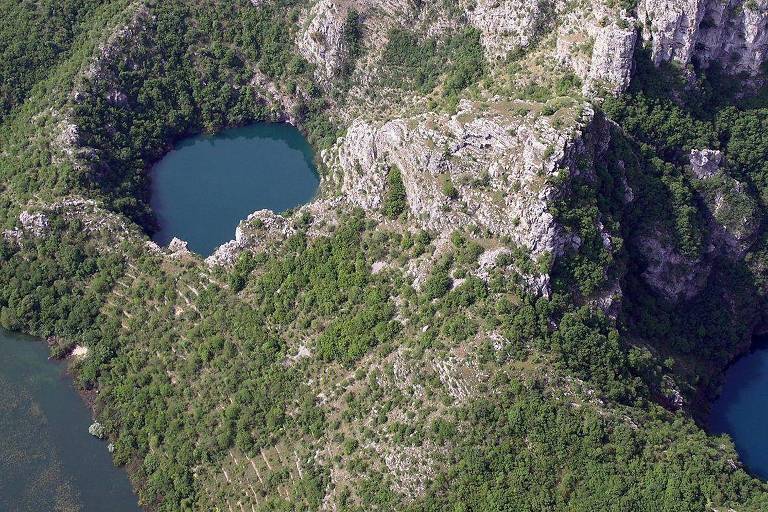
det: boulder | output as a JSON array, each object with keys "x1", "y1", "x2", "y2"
[{"x1": 88, "y1": 421, "x2": 106, "y2": 439}]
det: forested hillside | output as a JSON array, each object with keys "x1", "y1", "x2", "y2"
[
  {"x1": 0, "y1": 0, "x2": 109, "y2": 119},
  {"x1": 2, "y1": 1, "x2": 768, "y2": 511}
]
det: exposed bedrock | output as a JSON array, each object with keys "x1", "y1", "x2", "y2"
[{"x1": 637, "y1": 0, "x2": 768, "y2": 76}]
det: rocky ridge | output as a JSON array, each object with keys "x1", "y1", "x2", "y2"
[
  {"x1": 325, "y1": 99, "x2": 605, "y2": 259},
  {"x1": 3, "y1": 197, "x2": 138, "y2": 251}
]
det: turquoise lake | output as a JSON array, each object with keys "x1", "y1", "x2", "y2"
[
  {"x1": 0, "y1": 330, "x2": 141, "y2": 511},
  {"x1": 150, "y1": 123, "x2": 319, "y2": 255},
  {"x1": 709, "y1": 341, "x2": 768, "y2": 479}
]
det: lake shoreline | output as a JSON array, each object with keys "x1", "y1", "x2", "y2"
[
  {"x1": 684, "y1": 325, "x2": 757, "y2": 427},
  {"x1": 149, "y1": 122, "x2": 319, "y2": 256},
  {"x1": 0, "y1": 330, "x2": 143, "y2": 511},
  {"x1": 706, "y1": 335, "x2": 768, "y2": 480},
  {"x1": 51, "y1": 337, "x2": 149, "y2": 509}
]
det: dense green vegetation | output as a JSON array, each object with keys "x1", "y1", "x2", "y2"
[
  {"x1": 341, "y1": 9, "x2": 364, "y2": 77},
  {"x1": 3, "y1": 2, "x2": 768, "y2": 511},
  {"x1": 383, "y1": 167, "x2": 407, "y2": 219},
  {"x1": 0, "y1": 211, "x2": 383, "y2": 509},
  {"x1": 382, "y1": 26, "x2": 485, "y2": 105},
  {"x1": 0, "y1": 220, "x2": 123, "y2": 357},
  {"x1": 3, "y1": 202, "x2": 767, "y2": 510},
  {"x1": 0, "y1": 0, "x2": 107, "y2": 120},
  {"x1": 411, "y1": 387, "x2": 768, "y2": 512}
]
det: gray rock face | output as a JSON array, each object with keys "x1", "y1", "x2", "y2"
[
  {"x1": 706, "y1": 177, "x2": 761, "y2": 256},
  {"x1": 295, "y1": 0, "x2": 420, "y2": 87},
  {"x1": 297, "y1": 0, "x2": 347, "y2": 79},
  {"x1": 637, "y1": 0, "x2": 768, "y2": 76},
  {"x1": 462, "y1": 0, "x2": 640, "y2": 95},
  {"x1": 88, "y1": 421, "x2": 106, "y2": 439},
  {"x1": 632, "y1": 148, "x2": 761, "y2": 302},
  {"x1": 295, "y1": 0, "x2": 641, "y2": 98},
  {"x1": 689, "y1": 152, "x2": 762, "y2": 257},
  {"x1": 324, "y1": 99, "x2": 615, "y2": 270},
  {"x1": 168, "y1": 237, "x2": 190, "y2": 255},
  {"x1": 689, "y1": 149, "x2": 723, "y2": 179},
  {"x1": 635, "y1": 232, "x2": 711, "y2": 302},
  {"x1": 19, "y1": 211, "x2": 49, "y2": 237},
  {"x1": 466, "y1": 0, "x2": 553, "y2": 60},
  {"x1": 82, "y1": 4, "x2": 151, "y2": 84},
  {"x1": 207, "y1": 210, "x2": 296, "y2": 266},
  {"x1": 249, "y1": 69, "x2": 302, "y2": 125},
  {"x1": 584, "y1": 22, "x2": 637, "y2": 95},
  {"x1": 555, "y1": 3, "x2": 638, "y2": 95}
]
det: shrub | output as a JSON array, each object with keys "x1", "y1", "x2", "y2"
[{"x1": 383, "y1": 167, "x2": 408, "y2": 219}]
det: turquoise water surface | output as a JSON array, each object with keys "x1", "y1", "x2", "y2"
[
  {"x1": 709, "y1": 342, "x2": 768, "y2": 479},
  {"x1": 150, "y1": 123, "x2": 319, "y2": 255},
  {"x1": 0, "y1": 330, "x2": 141, "y2": 511}
]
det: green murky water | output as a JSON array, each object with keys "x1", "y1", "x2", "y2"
[{"x1": 0, "y1": 330, "x2": 141, "y2": 511}]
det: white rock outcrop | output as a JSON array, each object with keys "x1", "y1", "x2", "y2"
[
  {"x1": 584, "y1": 22, "x2": 638, "y2": 94},
  {"x1": 466, "y1": 0, "x2": 553, "y2": 60},
  {"x1": 298, "y1": 0, "x2": 350, "y2": 79},
  {"x1": 168, "y1": 237, "x2": 190, "y2": 255},
  {"x1": 555, "y1": 3, "x2": 638, "y2": 95},
  {"x1": 18, "y1": 211, "x2": 50, "y2": 237},
  {"x1": 207, "y1": 210, "x2": 296, "y2": 266},
  {"x1": 689, "y1": 148, "x2": 723, "y2": 179},
  {"x1": 325, "y1": 99, "x2": 616, "y2": 262},
  {"x1": 637, "y1": 0, "x2": 768, "y2": 76},
  {"x1": 88, "y1": 421, "x2": 106, "y2": 439},
  {"x1": 4, "y1": 198, "x2": 135, "y2": 250},
  {"x1": 72, "y1": 345, "x2": 90, "y2": 359}
]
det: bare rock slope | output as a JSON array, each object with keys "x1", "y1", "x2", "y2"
[{"x1": 638, "y1": 0, "x2": 768, "y2": 76}]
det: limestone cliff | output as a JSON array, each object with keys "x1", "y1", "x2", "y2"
[
  {"x1": 638, "y1": 0, "x2": 768, "y2": 76},
  {"x1": 295, "y1": 0, "x2": 639, "y2": 99},
  {"x1": 329, "y1": 100, "x2": 618, "y2": 264}
]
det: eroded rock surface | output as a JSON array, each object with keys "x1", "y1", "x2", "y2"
[
  {"x1": 207, "y1": 210, "x2": 297, "y2": 266},
  {"x1": 555, "y1": 2, "x2": 638, "y2": 94},
  {"x1": 466, "y1": 0, "x2": 553, "y2": 60},
  {"x1": 325, "y1": 99, "x2": 610, "y2": 262},
  {"x1": 635, "y1": 232, "x2": 711, "y2": 302},
  {"x1": 297, "y1": 0, "x2": 350, "y2": 80},
  {"x1": 638, "y1": 0, "x2": 768, "y2": 76},
  {"x1": 690, "y1": 149, "x2": 723, "y2": 179}
]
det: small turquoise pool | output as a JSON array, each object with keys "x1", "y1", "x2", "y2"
[
  {"x1": 709, "y1": 341, "x2": 768, "y2": 479},
  {"x1": 150, "y1": 123, "x2": 319, "y2": 255}
]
